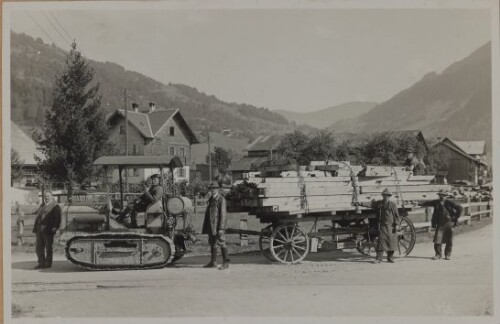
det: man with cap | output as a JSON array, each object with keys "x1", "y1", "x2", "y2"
[
  {"x1": 405, "y1": 148, "x2": 426, "y2": 175},
  {"x1": 202, "y1": 181, "x2": 229, "y2": 270},
  {"x1": 115, "y1": 174, "x2": 163, "y2": 228},
  {"x1": 359, "y1": 188, "x2": 400, "y2": 263},
  {"x1": 420, "y1": 189, "x2": 463, "y2": 260}
]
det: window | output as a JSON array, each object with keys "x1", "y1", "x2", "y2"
[
  {"x1": 178, "y1": 167, "x2": 185, "y2": 178},
  {"x1": 155, "y1": 138, "x2": 161, "y2": 145},
  {"x1": 120, "y1": 126, "x2": 125, "y2": 135},
  {"x1": 134, "y1": 168, "x2": 140, "y2": 177},
  {"x1": 180, "y1": 148, "x2": 185, "y2": 157},
  {"x1": 132, "y1": 144, "x2": 138, "y2": 155},
  {"x1": 169, "y1": 127, "x2": 175, "y2": 136},
  {"x1": 170, "y1": 147, "x2": 175, "y2": 155}
]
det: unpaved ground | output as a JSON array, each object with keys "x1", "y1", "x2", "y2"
[{"x1": 11, "y1": 224, "x2": 493, "y2": 318}]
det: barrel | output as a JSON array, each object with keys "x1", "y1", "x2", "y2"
[{"x1": 166, "y1": 197, "x2": 193, "y2": 215}]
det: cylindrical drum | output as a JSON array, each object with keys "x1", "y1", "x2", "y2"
[{"x1": 166, "y1": 196, "x2": 193, "y2": 215}]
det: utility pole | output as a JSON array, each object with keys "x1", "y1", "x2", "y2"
[
  {"x1": 124, "y1": 89, "x2": 129, "y2": 193},
  {"x1": 207, "y1": 127, "x2": 212, "y2": 181}
]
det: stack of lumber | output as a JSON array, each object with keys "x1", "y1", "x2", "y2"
[{"x1": 232, "y1": 164, "x2": 451, "y2": 216}]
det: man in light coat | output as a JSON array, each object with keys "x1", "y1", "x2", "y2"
[
  {"x1": 202, "y1": 181, "x2": 229, "y2": 270},
  {"x1": 360, "y1": 188, "x2": 400, "y2": 263}
]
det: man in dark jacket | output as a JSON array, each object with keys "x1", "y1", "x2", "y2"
[
  {"x1": 33, "y1": 191, "x2": 61, "y2": 269},
  {"x1": 202, "y1": 181, "x2": 229, "y2": 270},
  {"x1": 359, "y1": 188, "x2": 400, "y2": 263},
  {"x1": 421, "y1": 189, "x2": 463, "y2": 260}
]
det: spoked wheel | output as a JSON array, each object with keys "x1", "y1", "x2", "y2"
[
  {"x1": 397, "y1": 217, "x2": 416, "y2": 257},
  {"x1": 259, "y1": 225, "x2": 276, "y2": 262},
  {"x1": 269, "y1": 224, "x2": 310, "y2": 264},
  {"x1": 356, "y1": 219, "x2": 378, "y2": 257}
]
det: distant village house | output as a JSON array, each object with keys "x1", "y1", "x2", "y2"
[
  {"x1": 11, "y1": 122, "x2": 44, "y2": 188},
  {"x1": 430, "y1": 137, "x2": 488, "y2": 185}
]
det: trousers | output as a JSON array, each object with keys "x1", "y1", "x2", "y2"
[{"x1": 36, "y1": 231, "x2": 54, "y2": 266}]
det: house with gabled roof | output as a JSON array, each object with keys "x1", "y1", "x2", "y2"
[
  {"x1": 228, "y1": 134, "x2": 283, "y2": 180},
  {"x1": 107, "y1": 102, "x2": 199, "y2": 183},
  {"x1": 430, "y1": 137, "x2": 488, "y2": 185},
  {"x1": 11, "y1": 122, "x2": 45, "y2": 188}
]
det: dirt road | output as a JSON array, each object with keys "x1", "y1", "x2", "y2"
[{"x1": 11, "y1": 224, "x2": 493, "y2": 318}]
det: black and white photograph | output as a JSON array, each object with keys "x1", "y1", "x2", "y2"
[{"x1": 2, "y1": 0, "x2": 499, "y2": 323}]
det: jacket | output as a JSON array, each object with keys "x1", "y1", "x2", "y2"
[
  {"x1": 422, "y1": 199, "x2": 463, "y2": 228},
  {"x1": 33, "y1": 202, "x2": 62, "y2": 235},
  {"x1": 202, "y1": 194, "x2": 227, "y2": 236}
]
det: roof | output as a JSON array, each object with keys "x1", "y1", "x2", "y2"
[
  {"x1": 246, "y1": 134, "x2": 283, "y2": 151},
  {"x1": 228, "y1": 156, "x2": 269, "y2": 171},
  {"x1": 107, "y1": 108, "x2": 199, "y2": 144},
  {"x1": 11, "y1": 123, "x2": 44, "y2": 165},
  {"x1": 432, "y1": 141, "x2": 487, "y2": 167},
  {"x1": 453, "y1": 141, "x2": 485, "y2": 156},
  {"x1": 94, "y1": 155, "x2": 183, "y2": 168}
]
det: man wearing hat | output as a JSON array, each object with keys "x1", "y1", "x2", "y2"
[
  {"x1": 359, "y1": 188, "x2": 400, "y2": 263},
  {"x1": 420, "y1": 189, "x2": 463, "y2": 260},
  {"x1": 115, "y1": 174, "x2": 163, "y2": 228},
  {"x1": 202, "y1": 181, "x2": 229, "y2": 270},
  {"x1": 405, "y1": 148, "x2": 426, "y2": 175}
]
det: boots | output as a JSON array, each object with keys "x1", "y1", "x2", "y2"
[
  {"x1": 219, "y1": 247, "x2": 229, "y2": 270},
  {"x1": 204, "y1": 247, "x2": 218, "y2": 268},
  {"x1": 373, "y1": 251, "x2": 383, "y2": 264},
  {"x1": 387, "y1": 251, "x2": 395, "y2": 263}
]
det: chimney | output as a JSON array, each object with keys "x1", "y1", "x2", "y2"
[
  {"x1": 132, "y1": 102, "x2": 139, "y2": 113},
  {"x1": 149, "y1": 102, "x2": 156, "y2": 113}
]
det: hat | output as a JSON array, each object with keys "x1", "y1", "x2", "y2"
[
  {"x1": 150, "y1": 174, "x2": 160, "y2": 180},
  {"x1": 405, "y1": 148, "x2": 414, "y2": 153},
  {"x1": 382, "y1": 188, "x2": 393, "y2": 196},
  {"x1": 208, "y1": 181, "x2": 220, "y2": 189},
  {"x1": 437, "y1": 189, "x2": 448, "y2": 196}
]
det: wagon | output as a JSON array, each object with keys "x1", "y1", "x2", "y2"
[{"x1": 225, "y1": 162, "x2": 447, "y2": 264}]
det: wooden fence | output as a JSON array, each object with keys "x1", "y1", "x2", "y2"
[
  {"x1": 412, "y1": 200, "x2": 493, "y2": 233},
  {"x1": 11, "y1": 198, "x2": 493, "y2": 247}
]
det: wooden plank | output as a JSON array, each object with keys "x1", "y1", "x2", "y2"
[{"x1": 259, "y1": 183, "x2": 447, "y2": 197}]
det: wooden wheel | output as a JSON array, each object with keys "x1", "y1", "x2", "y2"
[
  {"x1": 397, "y1": 216, "x2": 416, "y2": 257},
  {"x1": 269, "y1": 224, "x2": 309, "y2": 264},
  {"x1": 259, "y1": 225, "x2": 276, "y2": 261},
  {"x1": 356, "y1": 219, "x2": 377, "y2": 257}
]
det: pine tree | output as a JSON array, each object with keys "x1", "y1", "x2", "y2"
[{"x1": 35, "y1": 42, "x2": 113, "y2": 198}]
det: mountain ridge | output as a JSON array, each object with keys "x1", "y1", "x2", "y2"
[
  {"x1": 274, "y1": 101, "x2": 378, "y2": 128},
  {"x1": 328, "y1": 42, "x2": 492, "y2": 154}
]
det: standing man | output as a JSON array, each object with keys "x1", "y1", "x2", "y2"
[
  {"x1": 115, "y1": 174, "x2": 163, "y2": 227},
  {"x1": 202, "y1": 181, "x2": 229, "y2": 270},
  {"x1": 33, "y1": 191, "x2": 61, "y2": 269},
  {"x1": 359, "y1": 188, "x2": 400, "y2": 263},
  {"x1": 421, "y1": 189, "x2": 463, "y2": 260}
]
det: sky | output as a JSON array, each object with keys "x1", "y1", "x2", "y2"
[{"x1": 9, "y1": 7, "x2": 491, "y2": 113}]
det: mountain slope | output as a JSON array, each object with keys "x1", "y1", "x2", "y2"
[
  {"x1": 10, "y1": 32, "x2": 293, "y2": 140},
  {"x1": 329, "y1": 43, "x2": 492, "y2": 151},
  {"x1": 275, "y1": 101, "x2": 377, "y2": 128}
]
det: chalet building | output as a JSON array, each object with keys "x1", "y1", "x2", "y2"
[
  {"x1": 228, "y1": 134, "x2": 282, "y2": 180},
  {"x1": 107, "y1": 102, "x2": 199, "y2": 183},
  {"x1": 430, "y1": 137, "x2": 488, "y2": 185},
  {"x1": 11, "y1": 122, "x2": 45, "y2": 188}
]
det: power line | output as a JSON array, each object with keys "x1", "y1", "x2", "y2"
[
  {"x1": 26, "y1": 12, "x2": 56, "y2": 44},
  {"x1": 41, "y1": 12, "x2": 72, "y2": 47},
  {"x1": 47, "y1": 11, "x2": 74, "y2": 43}
]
